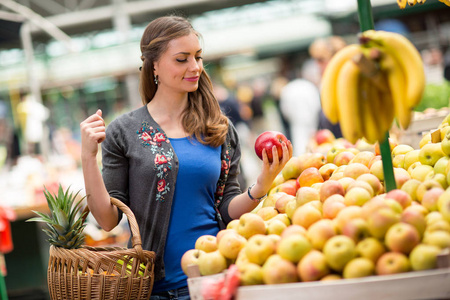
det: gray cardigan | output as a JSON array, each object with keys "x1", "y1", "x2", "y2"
[{"x1": 101, "y1": 105, "x2": 242, "y2": 281}]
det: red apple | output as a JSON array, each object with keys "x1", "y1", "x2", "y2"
[
  {"x1": 255, "y1": 131, "x2": 288, "y2": 163},
  {"x1": 315, "y1": 129, "x2": 336, "y2": 145}
]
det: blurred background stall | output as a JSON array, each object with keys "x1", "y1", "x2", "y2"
[{"x1": 0, "y1": 0, "x2": 449, "y2": 299}]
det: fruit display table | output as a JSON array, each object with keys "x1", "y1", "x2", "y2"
[{"x1": 188, "y1": 265, "x2": 450, "y2": 300}]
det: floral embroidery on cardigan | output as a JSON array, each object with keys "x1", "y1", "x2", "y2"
[
  {"x1": 215, "y1": 141, "x2": 231, "y2": 209},
  {"x1": 137, "y1": 121, "x2": 173, "y2": 202}
]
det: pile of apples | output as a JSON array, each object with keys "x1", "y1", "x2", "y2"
[{"x1": 181, "y1": 116, "x2": 450, "y2": 286}]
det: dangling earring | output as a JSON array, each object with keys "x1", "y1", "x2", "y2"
[{"x1": 154, "y1": 75, "x2": 159, "y2": 85}]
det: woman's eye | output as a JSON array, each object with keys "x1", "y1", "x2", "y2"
[
  {"x1": 196, "y1": 56, "x2": 203, "y2": 61},
  {"x1": 176, "y1": 59, "x2": 187, "y2": 62}
]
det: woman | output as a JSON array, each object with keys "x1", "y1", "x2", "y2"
[{"x1": 80, "y1": 15, "x2": 292, "y2": 299}]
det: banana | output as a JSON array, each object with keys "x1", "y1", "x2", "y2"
[
  {"x1": 407, "y1": 0, "x2": 417, "y2": 5},
  {"x1": 397, "y1": 0, "x2": 407, "y2": 8},
  {"x1": 359, "y1": 75, "x2": 382, "y2": 144},
  {"x1": 361, "y1": 30, "x2": 425, "y2": 109},
  {"x1": 438, "y1": 0, "x2": 450, "y2": 6},
  {"x1": 336, "y1": 59, "x2": 364, "y2": 144},
  {"x1": 320, "y1": 44, "x2": 363, "y2": 124},
  {"x1": 379, "y1": 51, "x2": 413, "y2": 130},
  {"x1": 376, "y1": 83, "x2": 396, "y2": 138}
]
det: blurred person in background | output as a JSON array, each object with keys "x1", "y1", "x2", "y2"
[
  {"x1": 80, "y1": 15, "x2": 292, "y2": 300},
  {"x1": 279, "y1": 61, "x2": 322, "y2": 156},
  {"x1": 309, "y1": 36, "x2": 347, "y2": 139}
]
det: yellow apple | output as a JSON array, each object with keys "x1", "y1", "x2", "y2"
[
  {"x1": 227, "y1": 219, "x2": 240, "y2": 230},
  {"x1": 434, "y1": 156, "x2": 449, "y2": 175},
  {"x1": 323, "y1": 235, "x2": 357, "y2": 272},
  {"x1": 244, "y1": 234, "x2": 275, "y2": 266},
  {"x1": 401, "y1": 178, "x2": 422, "y2": 202},
  {"x1": 197, "y1": 250, "x2": 228, "y2": 276},
  {"x1": 296, "y1": 186, "x2": 320, "y2": 207},
  {"x1": 326, "y1": 145, "x2": 346, "y2": 163},
  {"x1": 256, "y1": 206, "x2": 279, "y2": 221},
  {"x1": 319, "y1": 180, "x2": 345, "y2": 203},
  {"x1": 347, "y1": 180, "x2": 374, "y2": 197},
  {"x1": 298, "y1": 167, "x2": 324, "y2": 188},
  {"x1": 416, "y1": 179, "x2": 443, "y2": 203},
  {"x1": 410, "y1": 164, "x2": 434, "y2": 182},
  {"x1": 422, "y1": 187, "x2": 445, "y2": 212},
  {"x1": 404, "y1": 149, "x2": 420, "y2": 170},
  {"x1": 419, "y1": 132, "x2": 431, "y2": 148},
  {"x1": 306, "y1": 219, "x2": 337, "y2": 250},
  {"x1": 350, "y1": 151, "x2": 376, "y2": 167},
  {"x1": 369, "y1": 160, "x2": 384, "y2": 181},
  {"x1": 392, "y1": 154, "x2": 405, "y2": 168},
  {"x1": 366, "y1": 207, "x2": 401, "y2": 239},
  {"x1": 320, "y1": 274, "x2": 342, "y2": 281},
  {"x1": 238, "y1": 262, "x2": 264, "y2": 286},
  {"x1": 237, "y1": 213, "x2": 266, "y2": 239},
  {"x1": 333, "y1": 151, "x2": 356, "y2": 167},
  {"x1": 180, "y1": 249, "x2": 205, "y2": 276},
  {"x1": 438, "y1": 189, "x2": 450, "y2": 223},
  {"x1": 357, "y1": 173, "x2": 383, "y2": 195},
  {"x1": 285, "y1": 199, "x2": 298, "y2": 220},
  {"x1": 392, "y1": 144, "x2": 414, "y2": 157},
  {"x1": 409, "y1": 244, "x2": 441, "y2": 271},
  {"x1": 376, "y1": 252, "x2": 410, "y2": 275},
  {"x1": 277, "y1": 234, "x2": 312, "y2": 263},
  {"x1": 262, "y1": 254, "x2": 298, "y2": 284},
  {"x1": 343, "y1": 257, "x2": 375, "y2": 279},
  {"x1": 385, "y1": 222, "x2": 420, "y2": 255},
  {"x1": 401, "y1": 207, "x2": 427, "y2": 238},
  {"x1": 291, "y1": 203, "x2": 322, "y2": 229},
  {"x1": 344, "y1": 187, "x2": 372, "y2": 207},
  {"x1": 341, "y1": 218, "x2": 370, "y2": 244},
  {"x1": 218, "y1": 230, "x2": 247, "y2": 259},
  {"x1": 356, "y1": 237, "x2": 386, "y2": 263},
  {"x1": 335, "y1": 205, "x2": 363, "y2": 234},
  {"x1": 266, "y1": 219, "x2": 287, "y2": 236},
  {"x1": 281, "y1": 224, "x2": 307, "y2": 239},
  {"x1": 263, "y1": 192, "x2": 287, "y2": 207},
  {"x1": 297, "y1": 250, "x2": 330, "y2": 282},
  {"x1": 281, "y1": 156, "x2": 302, "y2": 180},
  {"x1": 319, "y1": 163, "x2": 338, "y2": 181},
  {"x1": 423, "y1": 230, "x2": 450, "y2": 249},
  {"x1": 338, "y1": 177, "x2": 356, "y2": 193},
  {"x1": 385, "y1": 189, "x2": 412, "y2": 209},
  {"x1": 195, "y1": 235, "x2": 217, "y2": 253},
  {"x1": 275, "y1": 194, "x2": 296, "y2": 214},
  {"x1": 419, "y1": 142, "x2": 445, "y2": 166},
  {"x1": 343, "y1": 162, "x2": 370, "y2": 180},
  {"x1": 322, "y1": 194, "x2": 346, "y2": 219}
]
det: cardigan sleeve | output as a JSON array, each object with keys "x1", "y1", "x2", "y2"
[
  {"x1": 101, "y1": 119, "x2": 130, "y2": 214},
  {"x1": 217, "y1": 122, "x2": 243, "y2": 224}
]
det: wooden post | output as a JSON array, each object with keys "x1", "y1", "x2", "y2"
[{"x1": 357, "y1": 0, "x2": 397, "y2": 192}]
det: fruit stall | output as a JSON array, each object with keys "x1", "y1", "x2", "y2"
[{"x1": 179, "y1": 0, "x2": 450, "y2": 299}]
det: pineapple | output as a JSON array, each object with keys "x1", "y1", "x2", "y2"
[{"x1": 27, "y1": 184, "x2": 88, "y2": 249}]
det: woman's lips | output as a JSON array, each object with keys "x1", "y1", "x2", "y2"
[{"x1": 184, "y1": 76, "x2": 199, "y2": 82}]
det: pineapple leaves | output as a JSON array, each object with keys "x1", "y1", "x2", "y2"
[{"x1": 27, "y1": 184, "x2": 88, "y2": 249}]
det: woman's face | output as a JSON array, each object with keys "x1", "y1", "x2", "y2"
[{"x1": 154, "y1": 33, "x2": 203, "y2": 95}]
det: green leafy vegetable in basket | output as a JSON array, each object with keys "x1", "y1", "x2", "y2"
[{"x1": 27, "y1": 184, "x2": 88, "y2": 249}]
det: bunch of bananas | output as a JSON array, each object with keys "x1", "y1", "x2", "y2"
[
  {"x1": 320, "y1": 30, "x2": 425, "y2": 145},
  {"x1": 397, "y1": 0, "x2": 450, "y2": 8}
]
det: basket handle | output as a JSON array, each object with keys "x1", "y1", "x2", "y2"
[{"x1": 81, "y1": 197, "x2": 146, "y2": 261}]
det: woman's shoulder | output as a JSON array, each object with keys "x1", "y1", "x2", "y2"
[{"x1": 108, "y1": 105, "x2": 148, "y2": 129}]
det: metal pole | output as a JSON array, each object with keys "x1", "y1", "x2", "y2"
[{"x1": 356, "y1": 0, "x2": 396, "y2": 192}]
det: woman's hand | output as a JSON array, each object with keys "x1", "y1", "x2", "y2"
[
  {"x1": 80, "y1": 109, "x2": 106, "y2": 159},
  {"x1": 251, "y1": 140, "x2": 293, "y2": 198}
]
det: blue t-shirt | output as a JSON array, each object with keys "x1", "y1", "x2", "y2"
[{"x1": 152, "y1": 137, "x2": 221, "y2": 292}]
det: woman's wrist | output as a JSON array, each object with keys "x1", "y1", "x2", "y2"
[{"x1": 248, "y1": 183, "x2": 268, "y2": 202}]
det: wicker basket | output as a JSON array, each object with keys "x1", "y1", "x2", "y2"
[{"x1": 47, "y1": 197, "x2": 156, "y2": 300}]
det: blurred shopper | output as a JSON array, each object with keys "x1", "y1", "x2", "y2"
[
  {"x1": 279, "y1": 72, "x2": 321, "y2": 156},
  {"x1": 80, "y1": 15, "x2": 292, "y2": 300},
  {"x1": 309, "y1": 36, "x2": 347, "y2": 138}
]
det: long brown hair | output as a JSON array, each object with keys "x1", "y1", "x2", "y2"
[{"x1": 139, "y1": 15, "x2": 228, "y2": 147}]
